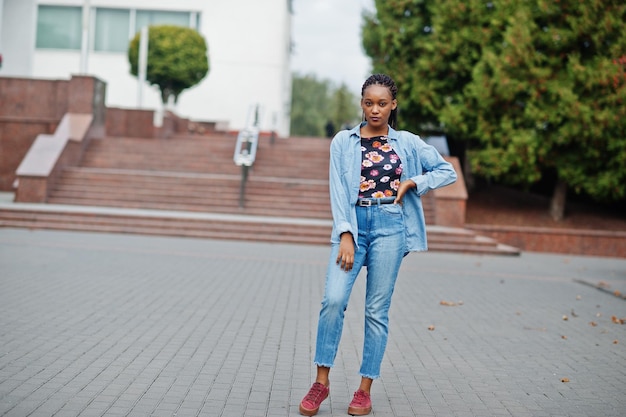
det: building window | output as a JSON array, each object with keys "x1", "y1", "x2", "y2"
[
  {"x1": 93, "y1": 8, "x2": 130, "y2": 52},
  {"x1": 36, "y1": 6, "x2": 82, "y2": 50},
  {"x1": 36, "y1": 6, "x2": 198, "y2": 53},
  {"x1": 193, "y1": 12, "x2": 201, "y2": 31},
  {"x1": 135, "y1": 10, "x2": 191, "y2": 32},
  {"x1": 94, "y1": 8, "x2": 130, "y2": 52}
]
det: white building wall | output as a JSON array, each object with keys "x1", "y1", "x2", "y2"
[
  {"x1": 0, "y1": 0, "x2": 37, "y2": 76},
  {"x1": 0, "y1": 0, "x2": 3, "y2": 54},
  {"x1": 0, "y1": 0, "x2": 293, "y2": 137}
]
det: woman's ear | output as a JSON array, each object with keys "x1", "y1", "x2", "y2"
[{"x1": 391, "y1": 99, "x2": 398, "y2": 110}]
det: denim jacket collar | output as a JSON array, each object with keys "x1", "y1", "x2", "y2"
[{"x1": 348, "y1": 122, "x2": 400, "y2": 142}]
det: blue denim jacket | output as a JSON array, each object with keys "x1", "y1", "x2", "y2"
[{"x1": 329, "y1": 123, "x2": 457, "y2": 252}]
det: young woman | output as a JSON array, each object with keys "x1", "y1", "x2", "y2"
[{"x1": 299, "y1": 74, "x2": 457, "y2": 416}]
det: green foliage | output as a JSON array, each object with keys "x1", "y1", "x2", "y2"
[
  {"x1": 128, "y1": 25, "x2": 209, "y2": 104},
  {"x1": 330, "y1": 84, "x2": 360, "y2": 132},
  {"x1": 363, "y1": 0, "x2": 626, "y2": 205},
  {"x1": 290, "y1": 74, "x2": 360, "y2": 137},
  {"x1": 362, "y1": 0, "x2": 439, "y2": 133}
]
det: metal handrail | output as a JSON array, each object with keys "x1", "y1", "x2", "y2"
[{"x1": 233, "y1": 105, "x2": 261, "y2": 208}]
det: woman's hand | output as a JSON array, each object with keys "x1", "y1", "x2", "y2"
[
  {"x1": 394, "y1": 179, "x2": 417, "y2": 205},
  {"x1": 336, "y1": 232, "x2": 355, "y2": 272}
]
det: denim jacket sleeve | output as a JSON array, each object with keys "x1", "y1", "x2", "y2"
[
  {"x1": 388, "y1": 127, "x2": 457, "y2": 251},
  {"x1": 395, "y1": 131, "x2": 457, "y2": 195},
  {"x1": 329, "y1": 129, "x2": 359, "y2": 244}
]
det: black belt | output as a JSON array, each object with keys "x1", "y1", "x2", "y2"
[{"x1": 356, "y1": 197, "x2": 396, "y2": 207}]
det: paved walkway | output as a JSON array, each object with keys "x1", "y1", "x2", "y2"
[{"x1": 1, "y1": 228, "x2": 625, "y2": 417}]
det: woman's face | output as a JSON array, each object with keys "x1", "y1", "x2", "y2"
[{"x1": 361, "y1": 84, "x2": 397, "y2": 130}]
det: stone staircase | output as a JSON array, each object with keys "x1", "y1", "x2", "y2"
[
  {"x1": 0, "y1": 133, "x2": 520, "y2": 255},
  {"x1": 46, "y1": 134, "x2": 333, "y2": 219}
]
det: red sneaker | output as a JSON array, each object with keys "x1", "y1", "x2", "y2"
[
  {"x1": 348, "y1": 389, "x2": 372, "y2": 416},
  {"x1": 299, "y1": 382, "x2": 329, "y2": 416}
]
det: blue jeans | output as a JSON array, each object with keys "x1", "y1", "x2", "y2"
[{"x1": 314, "y1": 203, "x2": 407, "y2": 379}]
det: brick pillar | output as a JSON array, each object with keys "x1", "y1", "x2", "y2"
[
  {"x1": 68, "y1": 75, "x2": 106, "y2": 137},
  {"x1": 432, "y1": 157, "x2": 468, "y2": 228}
]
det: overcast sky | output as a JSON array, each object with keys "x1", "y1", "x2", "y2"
[{"x1": 290, "y1": 0, "x2": 374, "y2": 95}]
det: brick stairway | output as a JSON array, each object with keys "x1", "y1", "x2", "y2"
[
  {"x1": 47, "y1": 133, "x2": 333, "y2": 219},
  {"x1": 0, "y1": 133, "x2": 519, "y2": 255}
]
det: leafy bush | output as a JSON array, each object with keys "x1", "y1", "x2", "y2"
[{"x1": 128, "y1": 25, "x2": 209, "y2": 104}]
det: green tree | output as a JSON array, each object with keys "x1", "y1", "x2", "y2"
[
  {"x1": 330, "y1": 83, "x2": 360, "y2": 132},
  {"x1": 290, "y1": 74, "x2": 360, "y2": 137},
  {"x1": 128, "y1": 25, "x2": 209, "y2": 105},
  {"x1": 362, "y1": 0, "x2": 440, "y2": 133},
  {"x1": 363, "y1": 0, "x2": 626, "y2": 220},
  {"x1": 290, "y1": 74, "x2": 331, "y2": 137}
]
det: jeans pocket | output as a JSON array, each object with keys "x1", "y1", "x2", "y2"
[{"x1": 380, "y1": 203, "x2": 403, "y2": 216}]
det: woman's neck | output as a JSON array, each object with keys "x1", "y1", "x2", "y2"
[{"x1": 360, "y1": 125, "x2": 388, "y2": 138}]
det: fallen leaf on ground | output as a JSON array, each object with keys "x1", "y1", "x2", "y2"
[
  {"x1": 561, "y1": 335, "x2": 568, "y2": 339},
  {"x1": 428, "y1": 325, "x2": 435, "y2": 331},
  {"x1": 613, "y1": 340, "x2": 619, "y2": 344},
  {"x1": 589, "y1": 321, "x2": 598, "y2": 327},
  {"x1": 523, "y1": 326, "x2": 547, "y2": 332},
  {"x1": 611, "y1": 316, "x2": 624, "y2": 325},
  {"x1": 562, "y1": 315, "x2": 569, "y2": 321},
  {"x1": 561, "y1": 377, "x2": 570, "y2": 383},
  {"x1": 440, "y1": 300, "x2": 457, "y2": 306}
]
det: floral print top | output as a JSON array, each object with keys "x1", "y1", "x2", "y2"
[{"x1": 359, "y1": 135, "x2": 403, "y2": 198}]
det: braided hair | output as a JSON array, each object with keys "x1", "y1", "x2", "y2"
[{"x1": 361, "y1": 74, "x2": 398, "y2": 129}]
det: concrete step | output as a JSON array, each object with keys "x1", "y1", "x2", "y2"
[
  {"x1": 44, "y1": 199, "x2": 332, "y2": 219},
  {"x1": 15, "y1": 132, "x2": 519, "y2": 255},
  {"x1": 81, "y1": 137, "x2": 240, "y2": 174},
  {"x1": 0, "y1": 208, "x2": 330, "y2": 244},
  {"x1": 48, "y1": 167, "x2": 335, "y2": 219},
  {"x1": 0, "y1": 204, "x2": 520, "y2": 255},
  {"x1": 48, "y1": 167, "x2": 437, "y2": 221},
  {"x1": 81, "y1": 135, "x2": 331, "y2": 179},
  {"x1": 50, "y1": 167, "x2": 434, "y2": 219}
]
